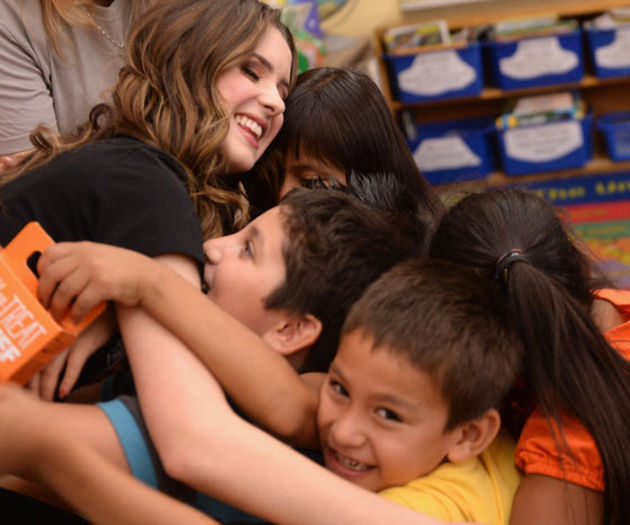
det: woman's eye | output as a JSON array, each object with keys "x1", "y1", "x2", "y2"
[
  {"x1": 242, "y1": 65, "x2": 259, "y2": 81},
  {"x1": 376, "y1": 408, "x2": 402, "y2": 422}
]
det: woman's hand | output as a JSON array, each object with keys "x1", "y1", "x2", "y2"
[{"x1": 26, "y1": 306, "x2": 117, "y2": 401}]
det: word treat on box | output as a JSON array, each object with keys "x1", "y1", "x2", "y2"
[{"x1": 0, "y1": 222, "x2": 104, "y2": 385}]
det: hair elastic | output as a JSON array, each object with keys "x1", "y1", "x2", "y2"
[{"x1": 494, "y1": 249, "x2": 529, "y2": 283}]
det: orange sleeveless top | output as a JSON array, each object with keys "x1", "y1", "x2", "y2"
[{"x1": 514, "y1": 288, "x2": 630, "y2": 491}]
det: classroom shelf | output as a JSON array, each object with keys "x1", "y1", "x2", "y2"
[
  {"x1": 390, "y1": 75, "x2": 630, "y2": 112},
  {"x1": 376, "y1": 1, "x2": 630, "y2": 193},
  {"x1": 434, "y1": 155, "x2": 630, "y2": 193}
]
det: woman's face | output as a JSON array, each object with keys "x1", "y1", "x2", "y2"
[
  {"x1": 217, "y1": 26, "x2": 292, "y2": 173},
  {"x1": 279, "y1": 149, "x2": 347, "y2": 198}
]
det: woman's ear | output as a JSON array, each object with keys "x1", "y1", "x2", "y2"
[
  {"x1": 445, "y1": 408, "x2": 501, "y2": 464},
  {"x1": 262, "y1": 313, "x2": 322, "y2": 357}
]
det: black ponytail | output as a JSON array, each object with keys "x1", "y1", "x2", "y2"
[{"x1": 430, "y1": 188, "x2": 630, "y2": 525}]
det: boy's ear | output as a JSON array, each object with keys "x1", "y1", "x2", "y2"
[
  {"x1": 262, "y1": 313, "x2": 322, "y2": 357},
  {"x1": 445, "y1": 408, "x2": 501, "y2": 463}
]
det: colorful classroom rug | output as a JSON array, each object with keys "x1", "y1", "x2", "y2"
[{"x1": 564, "y1": 200, "x2": 630, "y2": 288}]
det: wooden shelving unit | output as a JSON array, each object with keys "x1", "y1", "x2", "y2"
[
  {"x1": 438, "y1": 156, "x2": 630, "y2": 193},
  {"x1": 375, "y1": 1, "x2": 630, "y2": 192}
]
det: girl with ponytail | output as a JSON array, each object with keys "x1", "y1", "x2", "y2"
[{"x1": 430, "y1": 188, "x2": 630, "y2": 525}]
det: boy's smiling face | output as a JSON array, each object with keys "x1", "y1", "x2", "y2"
[
  {"x1": 317, "y1": 329, "x2": 461, "y2": 492},
  {"x1": 203, "y1": 206, "x2": 288, "y2": 336}
]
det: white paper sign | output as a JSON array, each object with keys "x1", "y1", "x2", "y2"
[
  {"x1": 398, "y1": 50, "x2": 477, "y2": 96},
  {"x1": 595, "y1": 28, "x2": 630, "y2": 68},
  {"x1": 499, "y1": 37, "x2": 578, "y2": 79},
  {"x1": 504, "y1": 120, "x2": 583, "y2": 163},
  {"x1": 413, "y1": 135, "x2": 481, "y2": 171}
]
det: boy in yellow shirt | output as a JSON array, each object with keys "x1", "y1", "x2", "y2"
[{"x1": 318, "y1": 258, "x2": 521, "y2": 523}]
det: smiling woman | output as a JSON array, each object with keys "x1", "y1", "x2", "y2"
[
  {"x1": 0, "y1": 0, "x2": 296, "y2": 402},
  {"x1": 217, "y1": 28, "x2": 292, "y2": 173}
]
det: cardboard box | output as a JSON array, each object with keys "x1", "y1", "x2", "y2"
[{"x1": 0, "y1": 222, "x2": 104, "y2": 385}]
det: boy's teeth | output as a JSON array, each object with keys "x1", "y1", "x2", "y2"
[
  {"x1": 335, "y1": 452, "x2": 368, "y2": 472},
  {"x1": 235, "y1": 115, "x2": 262, "y2": 139}
]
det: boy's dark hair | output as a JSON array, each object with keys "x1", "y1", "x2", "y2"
[
  {"x1": 430, "y1": 188, "x2": 630, "y2": 525},
  {"x1": 264, "y1": 185, "x2": 426, "y2": 372},
  {"x1": 343, "y1": 258, "x2": 523, "y2": 430}
]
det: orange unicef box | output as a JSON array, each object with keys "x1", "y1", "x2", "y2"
[{"x1": 0, "y1": 222, "x2": 104, "y2": 385}]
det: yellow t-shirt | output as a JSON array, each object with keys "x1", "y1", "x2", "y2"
[{"x1": 380, "y1": 432, "x2": 521, "y2": 525}]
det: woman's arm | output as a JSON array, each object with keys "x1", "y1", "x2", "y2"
[
  {"x1": 510, "y1": 474, "x2": 602, "y2": 525},
  {"x1": 39, "y1": 242, "x2": 319, "y2": 446}
]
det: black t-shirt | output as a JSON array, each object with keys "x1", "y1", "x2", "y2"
[
  {"x1": 0, "y1": 136, "x2": 204, "y2": 267},
  {"x1": 0, "y1": 136, "x2": 205, "y2": 389}
]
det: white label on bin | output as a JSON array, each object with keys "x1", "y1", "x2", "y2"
[
  {"x1": 595, "y1": 28, "x2": 630, "y2": 68},
  {"x1": 413, "y1": 136, "x2": 481, "y2": 171},
  {"x1": 398, "y1": 50, "x2": 476, "y2": 96},
  {"x1": 499, "y1": 37, "x2": 578, "y2": 79},
  {"x1": 504, "y1": 120, "x2": 583, "y2": 163}
]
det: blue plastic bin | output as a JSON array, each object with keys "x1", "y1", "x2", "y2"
[
  {"x1": 487, "y1": 30, "x2": 584, "y2": 90},
  {"x1": 586, "y1": 27, "x2": 630, "y2": 79},
  {"x1": 385, "y1": 43, "x2": 483, "y2": 103},
  {"x1": 498, "y1": 113, "x2": 593, "y2": 176},
  {"x1": 407, "y1": 117, "x2": 496, "y2": 185},
  {"x1": 598, "y1": 112, "x2": 630, "y2": 161}
]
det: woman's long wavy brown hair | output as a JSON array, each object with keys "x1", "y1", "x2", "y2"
[{"x1": 7, "y1": 0, "x2": 296, "y2": 238}]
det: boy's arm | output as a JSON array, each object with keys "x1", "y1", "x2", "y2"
[
  {"x1": 0, "y1": 385, "x2": 220, "y2": 525},
  {"x1": 38, "y1": 247, "x2": 477, "y2": 525},
  {"x1": 37, "y1": 242, "x2": 319, "y2": 447},
  {"x1": 115, "y1": 289, "x2": 463, "y2": 525},
  {"x1": 0, "y1": 385, "x2": 472, "y2": 525}
]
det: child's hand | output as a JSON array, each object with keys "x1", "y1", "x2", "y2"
[{"x1": 37, "y1": 242, "x2": 152, "y2": 323}]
